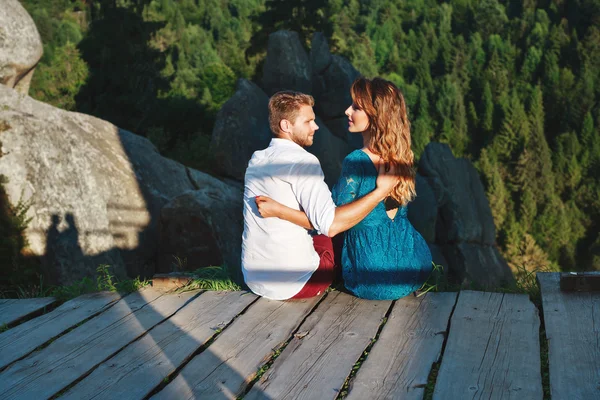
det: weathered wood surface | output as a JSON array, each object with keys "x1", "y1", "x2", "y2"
[
  {"x1": 62, "y1": 291, "x2": 257, "y2": 400},
  {"x1": 154, "y1": 295, "x2": 322, "y2": 400},
  {"x1": 0, "y1": 289, "x2": 198, "y2": 400},
  {"x1": 538, "y1": 272, "x2": 600, "y2": 400},
  {"x1": 245, "y1": 291, "x2": 391, "y2": 400},
  {"x1": 433, "y1": 291, "x2": 542, "y2": 400},
  {"x1": 346, "y1": 292, "x2": 457, "y2": 400},
  {"x1": 0, "y1": 292, "x2": 121, "y2": 369},
  {"x1": 0, "y1": 297, "x2": 56, "y2": 326}
]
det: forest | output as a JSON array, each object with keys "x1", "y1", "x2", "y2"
[{"x1": 14, "y1": 0, "x2": 600, "y2": 277}]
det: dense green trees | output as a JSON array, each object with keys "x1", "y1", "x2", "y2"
[{"x1": 19, "y1": 0, "x2": 600, "y2": 274}]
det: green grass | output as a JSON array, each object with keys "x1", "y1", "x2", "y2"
[
  {"x1": 423, "y1": 361, "x2": 441, "y2": 399},
  {"x1": 49, "y1": 264, "x2": 149, "y2": 302},
  {"x1": 176, "y1": 266, "x2": 241, "y2": 292},
  {"x1": 417, "y1": 262, "x2": 447, "y2": 296}
]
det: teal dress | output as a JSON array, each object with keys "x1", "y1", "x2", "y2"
[{"x1": 332, "y1": 150, "x2": 432, "y2": 300}]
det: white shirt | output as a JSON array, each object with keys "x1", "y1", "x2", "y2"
[{"x1": 241, "y1": 138, "x2": 336, "y2": 300}]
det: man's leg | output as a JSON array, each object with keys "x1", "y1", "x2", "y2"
[{"x1": 291, "y1": 235, "x2": 336, "y2": 299}]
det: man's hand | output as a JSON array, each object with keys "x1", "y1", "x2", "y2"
[
  {"x1": 375, "y1": 159, "x2": 400, "y2": 199},
  {"x1": 255, "y1": 195, "x2": 282, "y2": 218}
]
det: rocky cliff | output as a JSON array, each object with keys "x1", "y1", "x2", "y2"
[{"x1": 0, "y1": 2, "x2": 512, "y2": 287}]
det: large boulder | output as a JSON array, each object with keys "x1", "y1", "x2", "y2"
[
  {"x1": 415, "y1": 142, "x2": 512, "y2": 287},
  {"x1": 0, "y1": 0, "x2": 43, "y2": 94},
  {"x1": 306, "y1": 117, "x2": 353, "y2": 188},
  {"x1": 309, "y1": 34, "x2": 360, "y2": 119},
  {"x1": 309, "y1": 33, "x2": 331, "y2": 75},
  {"x1": 210, "y1": 79, "x2": 271, "y2": 181},
  {"x1": 313, "y1": 55, "x2": 360, "y2": 119},
  {"x1": 443, "y1": 243, "x2": 513, "y2": 287},
  {"x1": 262, "y1": 31, "x2": 312, "y2": 96},
  {"x1": 158, "y1": 179, "x2": 244, "y2": 282},
  {"x1": 419, "y1": 143, "x2": 496, "y2": 245},
  {"x1": 323, "y1": 117, "x2": 363, "y2": 149},
  {"x1": 0, "y1": 84, "x2": 209, "y2": 284},
  {"x1": 407, "y1": 174, "x2": 437, "y2": 243}
]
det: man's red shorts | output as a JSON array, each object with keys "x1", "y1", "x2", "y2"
[{"x1": 292, "y1": 235, "x2": 336, "y2": 299}]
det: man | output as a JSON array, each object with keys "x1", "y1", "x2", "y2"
[{"x1": 241, "y1": 91, "x2": 398, "y2": 300}]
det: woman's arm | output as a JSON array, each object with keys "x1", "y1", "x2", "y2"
[{"x1": 255, "y1": 195, "x2": 314, "y2": 230}]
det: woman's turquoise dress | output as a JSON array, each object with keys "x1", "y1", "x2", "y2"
[{"x1": 332, "y1": 150, "x2": 433, "y2": 300}]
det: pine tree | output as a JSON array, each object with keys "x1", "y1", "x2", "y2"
[
  {"x1": 526, "y1": 86, "x2": 555, "y2": 203},
  {"x1": 481, "y1": 81, "x2": 494, "y2": 138}
]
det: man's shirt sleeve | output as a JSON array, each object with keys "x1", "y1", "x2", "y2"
[{"x1": 289, "y1": 154, "x2": 336, "y2": 236}]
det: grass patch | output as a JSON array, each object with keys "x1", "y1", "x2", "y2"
[
  {"x1": 417, "y1": 262, "x2": 447, "y2": 296},
  {"x1": 176, "y1": 266, "x2": 241, "y2": 292},
  {"x1": 49, "y1": 264, "x2": 149, "y2": 302},
  {"x1": 423, "y1": 361, "x2": 441, "y2": 400}
]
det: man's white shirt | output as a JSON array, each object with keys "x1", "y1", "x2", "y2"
[{"x1": 241, "y1": 138, "x2": 336, "y2": 300}]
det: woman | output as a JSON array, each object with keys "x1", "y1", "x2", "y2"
[{"x1": 257, "y1": 77, "x2": 432, "y2": 300}]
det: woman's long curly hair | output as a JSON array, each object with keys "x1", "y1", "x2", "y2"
[{"x1": 351, "y1": 77, "x2": 416, "y2": 206}]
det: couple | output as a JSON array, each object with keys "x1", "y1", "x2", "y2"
[{"x1": 241, "y1": 77, "x2": 432, "y2": 301}]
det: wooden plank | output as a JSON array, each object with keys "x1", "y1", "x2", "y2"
[
  {"x1": 0, "y1": 297, "x2": 56, "y2": 326},
  {"x1": 0, "y1": 292, "x2": 121, "y2": 369},
  {"x1": 346, "y1": 292, "x2": 458, "y2": 400},
  {"x1": 61, "y1": 291, "x2": 257, "y2": 400},
  {"x1": 151, "y1": 272, "x2": 194, "y2": 291},
  {"x1": 244, "y1": 291, "x2": 391, "y2": 400},
  {"x1": 538, "y1": 272, "x2": 600, "y2": 400},
  {"x1": 0, "y1": 288, "x2": 198, "y2": 400},
  {"x1": 153, "y1": 295, "x2": 322, "y2": 400},
  {"x1": 432, "y1": 291, "x2": 542, "y2": 400},
  {"x1": 559, "y1": 271, "x2": 600, "y2": 292}
]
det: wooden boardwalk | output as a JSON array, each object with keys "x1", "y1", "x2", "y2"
[{"x1": 0, "y1": 272, "x2": 596, "y2": 399}]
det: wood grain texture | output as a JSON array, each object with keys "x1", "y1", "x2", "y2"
[
  {"x1": 245, "y1": 291, "x2": 392, "y2": 400},
  {"x1": 346, "y1": 292, "x2": 457, "y2": 400},
  {"x1": 61, "y1": 291, "x2": 257, "y2": 400},
  {"x1": 153, "y1": 295, "x2": 321, "y2": 400},
  {"x1": 0, "y1": 297, "x2": 56, "y2": 326},
  {"x1": 433, "y1": 291, "x2": 542, "y2": 400},
  {"x1": 538, "y1": 272, "x2": 600, "y2": 400},
  {"x1": 0, "y1": 289, "x2": 198, "y2": 399},
  {"x1": 0, "y1": 292, "x2": 120, "y2": 369}
]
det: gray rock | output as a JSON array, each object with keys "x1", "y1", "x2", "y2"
[
  {"x1": 0, "y1": 84, "x2": 200, "y2": 284},
  {"x1": 428, "y1": 243, "x2": 448, "y2": 270},
  {"x1": 306, "y1": 117, "x2": 353, "y2": 188},
  {"x1": 313, "y1": 55, "x2": 360, "y2": 119},
  {"x1": 323, "y1": 117, "x2": 363, "y2": 149},
  {"x1": 0, "y1": 0, "x2": 43, "y2": 94},
  {"x1": 210, "y1": 79, "x2": 271, "y2": 181},
  {"x1": 407, "y1": 174, "x2": 437, "y2": 243},
  {"x1": 310, "y1": 32, "x2": 332, "y2": 74},
  {"x1": 419, "y1": 143, "x2": 496, "y2": 245},
  {"x1": 158, "y1": 184, "x2": 244, "y2": 282},
  {"x1": 443, "y1": 243, "x2": 514, "y2": 287},
  {"x1": 262, "y1": 31, "x2": 312, "y2": 96}
]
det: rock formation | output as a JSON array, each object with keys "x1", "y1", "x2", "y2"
[
  {"x1": 0, "y1": 84, "x2": 240, "y2": 284},
  {"x1": 0, "y1": 0, "x2": 43, "y2": 95},
  {"x1": 412, "y1": 143, "x2": 513, "y2": 286}
]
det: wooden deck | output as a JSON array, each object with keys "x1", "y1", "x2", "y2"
[{"x1": 0, "y1": 272, "x2": 596, "y2": 399}]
